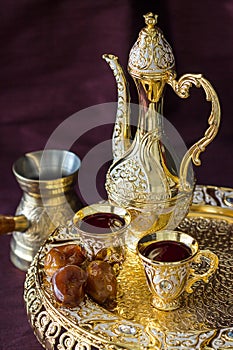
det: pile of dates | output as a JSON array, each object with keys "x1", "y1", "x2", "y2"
[{"x1": 44, "y1": 244, "x2": 117, "y2": 308}]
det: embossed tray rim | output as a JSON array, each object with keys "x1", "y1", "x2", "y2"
[{"x1": 189, "y1": 204, "x2": 233, "y2": 222}]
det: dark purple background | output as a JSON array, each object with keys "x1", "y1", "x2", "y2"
[{"x1": 0, "y1": 1, "x2": 232, "y2": 349}]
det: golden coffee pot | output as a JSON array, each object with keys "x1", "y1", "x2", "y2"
[{"x1": 103, "y1": 13, "x2": 221, "y2": 248}]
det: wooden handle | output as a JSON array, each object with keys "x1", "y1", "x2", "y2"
[
  {"x1": 0, "y1": 215, "x2": 29, "y2": 235},
  {"x1": 0, "y1": 215, "x2": 15, "y2": 234}
]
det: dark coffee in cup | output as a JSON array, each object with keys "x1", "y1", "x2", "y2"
[
  {"x1": 79, "y1": 212, "x2": 126, "y2": 234},
  {"x1": 141, "y1": 240, "x2": 192, "y2": 262}
]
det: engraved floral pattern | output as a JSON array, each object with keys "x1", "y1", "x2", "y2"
[{"x1": 128, "y1": 26, "x2": 175, "y2": 75}]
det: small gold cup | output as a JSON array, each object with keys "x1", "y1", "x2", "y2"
[
  {"x1": 137, "y1": 230, "x2": 219, "y2": 311},
  {"x1": 73, "y1": 203, "x2": 131, "y2": 267}
]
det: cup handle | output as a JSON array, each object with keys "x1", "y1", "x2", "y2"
[
  {"x1": 167, "y1": 72, "x2": 221, "y2": 189},
  {"x1": 185, "y1": 249, "x2": 219, "y2": 293}
]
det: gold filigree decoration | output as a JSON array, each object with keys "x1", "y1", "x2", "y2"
[
  {"x1": 105, "y1": 156, "x2": 149, "y2": 205},
  {"x1": 102, "y1": 54, "x2": 131, "y2": 161},
  {"x1": 128, "y1": 13, "x2": 175, "y2": 76}
]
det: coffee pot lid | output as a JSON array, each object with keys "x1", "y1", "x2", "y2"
[{"x1": 128, "y1": 12, "x2": 175, "y2": 78}]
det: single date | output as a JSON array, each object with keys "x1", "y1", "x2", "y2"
[
  {"x1": 52, "y1": 264, "x2": 87, "y2": 307},
  {"x1": 44, "y1": 244, "x2": 87, "y2": 277}
]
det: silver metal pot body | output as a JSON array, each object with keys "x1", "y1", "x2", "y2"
[{"x1": 10, "y1": 149, "x2": 82, "y2": 271}]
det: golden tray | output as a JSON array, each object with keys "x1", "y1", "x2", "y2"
[{"x1": 24, "y1": 185, "x2": 233, "y2": 350}]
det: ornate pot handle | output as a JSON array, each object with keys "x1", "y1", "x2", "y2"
[{"x1": 167, "y1": 73, "x2": 221, "y2": 190}]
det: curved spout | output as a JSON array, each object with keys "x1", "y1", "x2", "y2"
[{"x1": 102, "y1": 54, "x2": 131, "y2": 161}]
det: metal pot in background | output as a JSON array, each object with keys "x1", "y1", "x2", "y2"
[{"x1": 0, "y1": 149, "x2": 82, "y2": 271}]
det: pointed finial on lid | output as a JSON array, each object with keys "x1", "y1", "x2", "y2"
[{"x1": 143, "y1": 12, "x2": 158, "y2": 29}]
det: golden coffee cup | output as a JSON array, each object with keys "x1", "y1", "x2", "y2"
[
  {"x1": 137, "y1": 230, "x2": 219, "y2": 311},
  {"x1": 73, "y1": 203, "x2": 131, "y2": 269}
]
